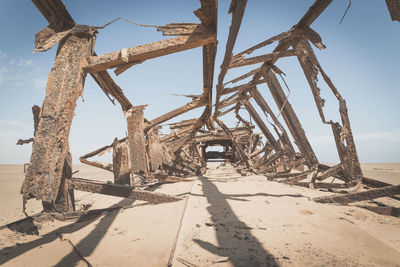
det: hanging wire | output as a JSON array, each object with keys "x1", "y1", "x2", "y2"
[
  {"x1": 276, "y1": 73, "x2": 291, "y2": 119},
  {"x1": 339, "y1": 0, "x2": 352, "y2": 24},
  {"x1": 96, "y1": 17, "x2": 159, "y2": 30}
]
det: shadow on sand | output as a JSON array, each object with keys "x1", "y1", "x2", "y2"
[
  {"x1": 193, "y1": 175, "x2": 279, "y2": 266},
  {"x1": 0, "y1": 183, "x2": 164, "y2": 266}
]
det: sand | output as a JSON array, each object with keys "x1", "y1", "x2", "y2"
[{"x1": 0, "y1": 163, "x2": 399, "y2": 266}]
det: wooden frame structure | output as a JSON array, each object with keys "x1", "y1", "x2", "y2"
[{"x1": 17, "y1": 0, "x2": 399, "y2": 214}]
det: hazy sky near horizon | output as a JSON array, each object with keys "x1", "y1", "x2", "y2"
[{"x1": 0, "y1": 0, "x2": 399, "y2": 164}]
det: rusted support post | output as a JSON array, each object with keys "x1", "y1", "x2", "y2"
[
  {"x1": 42, "y1": 151, "x2": 75, "y2": 212},
  {"x1": 112, "y1": 139, "x2": 131, "y2": 185},
  {"x1": 260, "y1": 64, "x2": 318, "y2": 167},
  {"x1": 126, "y1": 105, "x2": 148, "y2": 184},
  {"x1": 21, "y1": 30, "x2": 96, "y2": 203}
]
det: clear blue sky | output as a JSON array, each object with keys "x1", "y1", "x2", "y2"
[{"x1": 0, "y1": 0, "x2": 399, "y2": 164}]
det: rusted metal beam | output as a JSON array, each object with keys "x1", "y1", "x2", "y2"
[
  {"x1": 298, "y1": 0, "x2": 333, "y2": 27},
  {"x1": 112, "y1": 140, "x2": 131, "y2": 185},
  {"x1": 68, "y1": 177, "x2": 181, "y2": 204},
  {"x1": 21, "y1": 30, "x2": 96, "y2": 202},
  {"x1": 126, "y1": 106, "x2": 148, "y2": 183}
]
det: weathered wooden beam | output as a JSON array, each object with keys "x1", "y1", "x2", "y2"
[
  {"x1": 313, "y1": 185, "x2": 400, "y2": 204},
  {"x1": 315, "y1": 164, "x2": 343, "y2": 181},
  {"x1": 112, "y1": 140, "x2": 131, "y2": 185},
  {"x1": 126, "y1": 106, "x2": 148, "y2": 183},
  {"x1": 241, "y1": 98, "x2": 281, "y2": 152},
  {"x1": 168, "y1": 119, "x2": 198, "y2": 130},
  {"x1": 261, "y1": 64, "x2": 318, "y2": 167},
  {"x1": 294, "y1": 38, "x2": 362, "y2": 182},
  {"x1": 90, "y1": 61, "x2": 132, "y2": 111},
  {"x1": 157, "y1": 23, "x2": 202, "y2": 36},
  {"x1": 79, "y1": 144, "x2": 114, "y2": 172},
  {"x1": 68, "y1": 178, "x2": 181, "y2": 204},
  {"x1": 222, "y1": 78, "x2": 265, "y2": 96},
  {"x1": 248, "y1": 0, "x2": 333, "y2": 82},
  {"x1": 229, "y1": 49, "x2": 296, "y2": 69},
  {"x1": 223, "y1": 67, "x2": 260, "y2": 86},
  {"x1": 83, "y1": 31, "x2": 216, "y2": 73},
  {"x1": 298, "y1": 0, "x2": 333, "y2": 27},
  {"x1": 355, "y1": 205, "x2": 400, "y2": 218},
  {"x1": 145, "y1": 97, "x2": 206, "y2": 132},
  {"x1": 31, "y1": 0, "x2": 75, "y2": 31},
  {"x1": 233, "y1": 31, "x2": 291, "y2": 59},
  {"x1": 294, "y1": 182, "x2": 350, "y2": 189},
  {"x1": 362, "y1": 177, "x2": 393, "y2": 188},
  {"x1": 386, "y1": 0, "x2": 400, "y2": 21},
  {"x1": 21, "y1": 31, "x2": 96, "y2": 202},
  {"x1": 215, "y1": 0, "x2": 247, "y2": 113},
  {"x1": 250, "y1": 86, "x2": 295, "y2": 155},
  {"x1": 16, "y1": 138, "x2": 34, "y2": 146},
  {"x1": 216, "y1": 105, "x2": 236, "y2": 117}
]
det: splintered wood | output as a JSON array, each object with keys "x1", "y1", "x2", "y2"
[{"x1": 19, "y1": 0, "x2": 397, "y2": 214}]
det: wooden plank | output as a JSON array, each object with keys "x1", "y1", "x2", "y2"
[
  {"x1": 126, "y1": 106, "x2": 148, "y2": 183},
  {"x1": 144, "y1": 97, "x2": 206, "y2": 131},
  {"x1": 215, "y1": 0, "x2": 248, "y2": 113},
  {"x1": 298, "y1": 0, "x2": 333, "y2": 27},
  {"x1": 241, "y1": 98, "x2": 281, "y2": 152},
  {"x1": 21, "y1": 32, "x2": 95, "y2": 202},
  {"x1": 294, "y1": 38, "x2": 362, "y2": 182},
  {"x1": 83, "y1": 31, "x2": 216, "y2": 73},
  {"x1": 250, "y1": 87, "x2": 295, "y2": 155},
  {"x1": 294, "y1": 182, "x2": 350, "y2": 189},
  {"x1": 90, "y1": 64, "x2": 132, "y2": 111},
  {"x1": 68, "y1": 178, "x2": 181, "y2": 204},
  {"x1": 362, "y1": 177, "x2": 393, "y2": 188},
  {"x1": 31, "y1": 0, "x2": 75, "y2": 31},
  {"x1": 229, "y1": 49, "x2": 296, "y2": 69},
  {"x1": 313, "y1": 185, "x2": 400, "y2": 204},
  {"x1": 248, "y1": 0, "x2": 334, "y2": 82},
  {"x1": 386, "y1": 0, "x2": 400, "y2": 21},
  {"x1": 261, "y1": 64, "x2": 318, "y2": 167},
  {"x1": 355, "y1": 205, "x2": 400, "y2": 217}
]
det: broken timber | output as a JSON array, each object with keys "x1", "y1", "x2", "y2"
[
  {"x1": 313, "y1": 185, "x2": 400, "y2": 204},
  {"x1": 68, "y1": 178, "x2": 181, "y2": 204},
  {"x1": 83, "y1": 31, "x2": 216, "y2": 73}
]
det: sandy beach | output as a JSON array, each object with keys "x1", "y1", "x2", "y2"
[{"x1": 0, "y1": 163, "x2": 399, "y2": 266}]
